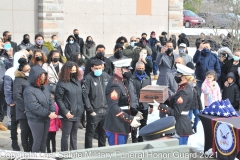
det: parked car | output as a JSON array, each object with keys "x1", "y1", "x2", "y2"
[{"x1": 183, "y1": 10, "x2": 206, "y2": 28}]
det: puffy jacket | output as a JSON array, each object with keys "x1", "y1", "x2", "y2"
[
  {"x1": 193, "y1": 50, "x2": 221, "y2": 82},
  {"x1": 13, "y1": 70, "x2": 30, "y2": 120},
  {"x1": 64, "y1": 35, "x2": 80, "y2": 60},
  {"x1": 49, "y1": 102, "x2": 62, "y2": 132},
  {"x1": 29, "y1": 45, "x2": 49, "y2": 56},
  {"x1": 132, "y1": 71, "x2": 152, "y2": 110},
  {"x1": 82, "y1": 43, "x2": 96, "y2": 60},
  {"x1": 82, "y1": 71, "x2": 111, "y2": 113},
  {"x1": 18, "y1": 41, "x2": 34, "y2": 50},
  {"x1": 222, "y1": 72, "x2": 240, "y2": 108},
  {"x1": 55, "y1": 78, "x2": 84, "y2": 121},
  {"x1": 23, "y1": 65, "x2": 55, "y2": 122}
]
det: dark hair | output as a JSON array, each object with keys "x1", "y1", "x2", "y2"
[
  {"x1": 73, "y1": 29, "x2": 78, "y2": 32},
  {"x1": 96, "y1": 44, "x2": 105, "y2": 51},
  {"x1": 85, "y1": 36, "x2": 92, "y2": 42},
  {"x1": 23, "y1": 34, "x2": 29, "y2": 39},
  {"x1": 59, "y1": 61, "x2": 81, "y2": 82},
  {"x1": 116, "y1": 36, "x2": 128, "y2": 44},
  {"x1": 69, "y1": 54, "x2": 80, "y2": 65},
  {"x1": 202, "y1": 40, "x2": 210, "y2": 44},
  {"x1": 162, "y1": 31, "x2": 167, "y2": 35},
  {"x1": 206, "y1": 70, "x2": 217, "y2": 81},
  {"x1": 0, "y1": 37, "x2": 3, "y2": 42},
  {"x1": 35, "y1": 34, "x2": 44, "y2": 40},
  {"x1": 3, "y1": 31, "x2": 9, "y2": 37},
  {"x1": 91, "y1": 59, "x2": 103, "y2": 67},
  {"x1": 166, "y1": 41, "x2": 173, "y2": 45},
  {"x1": 47, "y1": 50, "x2": 63, "y2": 64},
  {"x1": 141, "y1": 33, "x2": 147, "y2": 36},
  {"x1": 18, "y1": 58, "x2": 28, "y2": 71},
  {"x1": 31, "y1": 49, "x2": 47, "y2": 65},
  {"x1": 51, "y1": 35, "x2": 57, "y2": 39},
  {"x1": 200, "y1": 33, "x2": 205, "y2": 36}
]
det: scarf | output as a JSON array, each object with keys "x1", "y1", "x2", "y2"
[{"x1": 135, "y1": 71, "x2": 146, "y2": 81}]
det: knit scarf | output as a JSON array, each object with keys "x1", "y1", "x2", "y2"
[{"x1": 135, "y1": 71, "x2": 146, "y2": 81}]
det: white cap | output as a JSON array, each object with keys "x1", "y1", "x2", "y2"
[
  {"x1": 179, "y1": 43, "x2": 187, "y2": 48},
  {"x1": 176, "y1": 63, "x2": 194, "y2": 76},
  {"x1": 113, "y1": 58, "x2": 133, "y2": 69}
]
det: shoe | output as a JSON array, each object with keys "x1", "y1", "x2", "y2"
[
  {"x1": 78, "y1": 123, "x2": 83, "y2": 129},
  {"x1": 12, "y1": 140, "x2": 20, "y2": 151},
  {"x1": 154, "y1": 75, "x2": 158, "y2": 80},
  {"x1": 0, "y1": 122, "x2": 8, "y2": 131}
]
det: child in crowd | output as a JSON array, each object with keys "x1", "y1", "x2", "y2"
[
  {"x1": 201, "y1": 70, "x2": 222, "y2": 107},
  {"x1": 222, "y1": 72, "x2": 240, "y2": 111}
]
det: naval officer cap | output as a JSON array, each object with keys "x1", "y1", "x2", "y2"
[
  {"x1": 112, "y1": 58, "x2": 133, "y2": 69},
  {"x1": 139, "y1": 116, "x2": 176, "y2": 140},
  {"x1": 176, "y1": 63, "x2": 194, "y2": 76}
]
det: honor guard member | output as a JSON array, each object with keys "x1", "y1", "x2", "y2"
[
  {"x1": 149, "y1": 63, "x2": 194, "y2": 145},
  {"x1": 104, "y1": 58, "x2": 143, "y2": 146},
  {"x1": 139, "y1": 116, "x2": 176, "y2": 140}
]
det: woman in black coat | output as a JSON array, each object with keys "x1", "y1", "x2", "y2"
[
  {"x1": 13, "y1": 58, "x2": 32, "y2": 152},
  {"x1": 23, "y1": 65, "x2": 56, "y2": 153},
  {"x1": 55, "y1": 61, "x2": 84, "y2": 151}
]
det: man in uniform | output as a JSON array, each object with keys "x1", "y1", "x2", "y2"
[{"x1": 104, "y1": 58, "x2": 143, "y2": 146}]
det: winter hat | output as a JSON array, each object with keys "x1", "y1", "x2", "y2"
[
  {"x1": 186, "y1": 62, "x2": 195, "y2": 70},
  {"x1": 114, "y1": 43, "x2": 123, "y2": 51}
]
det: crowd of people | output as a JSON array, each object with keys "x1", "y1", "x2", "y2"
[{"x1": 0, "y1": 29, "x2": 239, "y2": 152}]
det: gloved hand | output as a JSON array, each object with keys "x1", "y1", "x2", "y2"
[
  {"x1": 130, "y1": 117, "x2": 141, "y2": 127},
  {"x1": 136, "y1": 111, "x2": 143, "y2": 120},
  {"x1": 90, "y1": 112, "x2": 96, "y2": 116},
  {"x1": 148, "y1": 100, "x2": 160, "y2": 107},
  {"x1": 158, "y1": 104, "x2": 169, "y2": 113}
]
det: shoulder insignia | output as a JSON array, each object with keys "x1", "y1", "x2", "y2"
[
  {"x1": 110, "y1": 89, "x2": 118, "y2": 100},
  {"x1": 177, "y1": 96, "x2": 183, "y2": 104}
]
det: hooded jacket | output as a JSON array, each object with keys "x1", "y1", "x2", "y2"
[
  {"x1": 23, "y1": 65, "x2": 55, "y2": 122},
  {"x1": 222, "y1": 72, "x2": 240, "y2": 109},
  {"x1": 13, "y1": 70, "x2": 30, "y2": 120},
  {"x1": 64, "y1": 35, "x2": 80, "y2": 60}
]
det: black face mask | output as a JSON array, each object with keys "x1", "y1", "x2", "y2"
[
  {"x1": 114, "y1": 50, "x2": 123, "y2": 59},
  {"x1": 70, "y1": 72, "x2": 77, "y2": 79},
  {"x1": 174, "y1": 76, "x2": 182, "y2": 83},
  {"x1": 123, "y1": 71, "x2": 132, "y2": 80},
  {"x1": 142, "y1": 37, "x2": 146, "y2": 40},
  {"x1": 23, "y1": 38, "x2": 29, "y2": 44},
  {"x1": 78, "y1": 58, "x2": 84, "y2": 66},
  {"x1": 74, "y1": 34, "x2": 79, "y2": 37},
  {"x1": 119, "y1": 42, "x2": 124, "y2": 45},
  {"x1": 166, "y1": 48, "x2": 173, "y2": 56},
  {"x1": 36, "y1": 56, "x2": 42, "y2": 61},
  {"x1": 136, "y1": 70, "x2": 144, "y2": 75},
  {"x1": 96, "y1": 52, "x2": 105, "y2": 59},
  {"x1": 52, "y1": 58, "x2": 60, "y2": 62},
  {"x1": 7, "y1": 35, "x2": 12, "y2": 41},
  {"x1": 28, "y1": 54, "x2": 32, "y2": 60}
]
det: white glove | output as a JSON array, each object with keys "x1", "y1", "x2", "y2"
[
  {"x1": 136, "y1": 111, "x2": 143, "y2": 120},
  {"x1": 90, "y1": 112, "x2": 96, "y2": 116},
  {"x1": 130, "y1": 117, "x2": 141, "y2": 127},
  {"x1": 238, "y1": 67, "x2": 240, "y2": 75},
  {"x1": 148, "y1": 100, "x2": 160, "y2": 107}
]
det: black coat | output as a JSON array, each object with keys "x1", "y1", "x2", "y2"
[
  {"x1": 74, "y1": 36, "x2": 84, "y2": 54},
  {"x1": 64, "y1": 43, "x2": 80, "y2": 60},
  {"x1": 84, "y1": 56, "x2": 114, "y2": 76},
  {"x1": 55, "y1": 78, "x2": 84, "y2": 121},
  {"x1": 10, "y1": 41, "x2": 18, "y2": 54},
  {"x1": 82, "y1": 71, "x2": 111, "y2": 113},
  {"x1": 132, "y1": 71, "x2": 152, "y2": 110},
  {"x1": 13, "y1": 71, "x2": 30, "y2": 120},
  {"x1": 23, "y1": 65, "x2": 55, "y2": 122},
  {"x1": 131, "y1": 59, "x2": 153, "y2": 77},
  {"x1": 190, "y1": 86, "x2": 203, "y2": 110}
]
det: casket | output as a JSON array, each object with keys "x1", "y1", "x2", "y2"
[{"x1": 139, "y1": 85, "x2": 168, "y2": 103}]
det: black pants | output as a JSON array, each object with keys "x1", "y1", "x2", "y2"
[
  {"x1": 0, "y1": 93, "x2": 6, "y2": 122},
  {"x1": 61, "y1": 120, "x2": 79, "y2": 151},
  {"x1": 85, "y1": 112, "x2": 106, "y2": 148},
  {"x1": 28, "y1": 120, "x2": 50, "y2": 153},
  {"x1": 10, "y1": 106, "x2": 19, "y2": 140},
  {"x1": 47, "y1": 132, "x2": 56, "y2": 153},
  {"x1": 19, "y1": 119, "x2": 33, "y2": 152},
  {"x1": 131, "y1": 109, "x2": 148, "y2": 143}
]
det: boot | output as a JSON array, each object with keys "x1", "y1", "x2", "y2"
[
  {"x1": 154, "y1": 75, "x2": 158, "y2": 80},
  {"x1": 12, "y1": 139, "x2": 20, "y2": 151},
  {"x1": 0, "y1": 122, "x2": 7, "y2": 131}
]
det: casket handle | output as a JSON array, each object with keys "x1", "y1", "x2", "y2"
[{"x1": 144, "y1": 95, "x2": 159, "y2": 99}]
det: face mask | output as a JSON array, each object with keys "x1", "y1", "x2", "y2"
[
  {"x1": 114, "y1": 50, "x2": 123, "y2": 59},
  {"x1": 4, "y1": 44, "x2": 11, "y2": 51},
  {"x1": 136, "y1": 70, "x2": 144, "y2": 75},
  {"x1": 202, "y1": 48, "x2": 210, "y2": 53},
  {"x1": 179, "y1": 48, "x2": 185, "y2": 54},
  {"x1": 28, "y1": 54, "x2": 33, "y2": 60},
  {"x1": 233, "y1": 55, "x2": 240, "y2": 61},
  {"x1": 221, "y1": 36, "x2": 225, "y2": 40},
  {"x1": 53, "y1": 40, "x2": 58, "y2": 43},
  {"x1": 120, "y1": 42, "x2": 124, "y2": 45},
  {"x1": 7, "y1": 35, "x2": 12, "y2": 41},
  {"x1": 94, "y1": 70, "x2": 102, "y2": 77},
  {"x1": 69, "y1": 40, "x2": 74, "y2": 44},
  {"x1": 52, "y1": 58, "x2": 60, "y2": 62},
  {"x1": 142, "y1": 37, "x2": 146, "y2": 40},
  {"x1": 23, "y1": 38, "x2": 29, "y2": 44},
  {"x1": 36, "y1": 39, "x2": 43, "y2": 46},
  {"x1": 96, "y1": 52, "x2": 105, "y2": 59},
  {"x1": 174, "y1": 76, "x2": 182, "y2": 83},
  {"x1": 166, "y1": 48, "x2": 173, "y2": 55},
  {"x1": 123, "y1": 71, "x2": 132, "y2": 80},
  {"x1": 36, "y1": 56, "x2": 42, "y2": 61},
  {"x1": 24, "y1": 73, "x2": 29, "y2": 77},
  {"x1": 70, "y1": 72, "x2": 77, "y2": 79},
  {"x1": 74, "y1": 34, "x2": 79, "y2": 37},
  {"x1": 130, "y1": 42, "x2": 135, "y2": 47}
]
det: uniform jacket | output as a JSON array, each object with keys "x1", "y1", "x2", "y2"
[
  {"x1": 30, "y1": 45, "x2": 49, "y2": 56},
  {"x1": 23, "y1": 65, "x2": 55, "y2": 123},
  {"x1": 104, "y1": 74, "x2": 134, "y2": 134},
  {"x1": 82, "y1": 43, "x2": 96, "y2": 60},
  {"x1": 193, "y1": 50, "x2": 221, "y2": 82},
  {"x1": 168, "y1": 82, "x2": 193, "y2": 136},
  {"x1": 64, "y1": 35, "x2": 80, "y2": 60},
  {"x1": 49, "y1": 102, "x2": 62, "y2": 132},
  {"x1": 42, "y1": 62, "x2": 63, "y2": 84},
  {"x1": 13, "y1": 70, "x2": 30, "y2": 120},
  {"x1": 55, "y1": 78, "x2": 84, "y2": 121},
  {"x1": 82, "y1": 71, "x2": 111, "y2": 113},
  {"x1": 156, "y1": 52, "x2": 179, "y2": 85},
  {"x1": 18, "y1": 41, "x2": 34, "y2": 50}
]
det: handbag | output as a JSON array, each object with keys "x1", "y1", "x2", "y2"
[{"x1": 47, "y1": 64, "x2": 59, "y2": 94}]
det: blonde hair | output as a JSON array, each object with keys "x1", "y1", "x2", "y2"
[{"x1": 184, "y1": 75, "x2": 195, "y2": 82}]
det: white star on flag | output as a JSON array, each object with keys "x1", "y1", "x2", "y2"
[
  {"x1": 217, "y1": 111, "x2": 221, "y2": 116},
  {"x1": 223, "y1": 112, "x2": 228, "y2": 117},
  {"x1": 226, "y1": 112, "x2": 230, "y2": 115},
  {"x1": 212, "y1": 105, "x2": 216, "y2": 108},
  {"x1": 227, "y1": 104, "x2": 231, "y2": 108},
  {"x1": 204, "y1": 111, "x2": 208, "y2": 114},
  {"x1": 232, "y1": 112, "x2": 236, "y2": 115},
  {"x1": 210, "y1": 111, "x2": 214, "y2": 115}
]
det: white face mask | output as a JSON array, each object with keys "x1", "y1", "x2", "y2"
[
  {"x1": 25, "y1": 73, "x2": 29, "y2": 77},
  {"x1": 140, "y1": 52, "x2": 147, "y2": 59}
]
